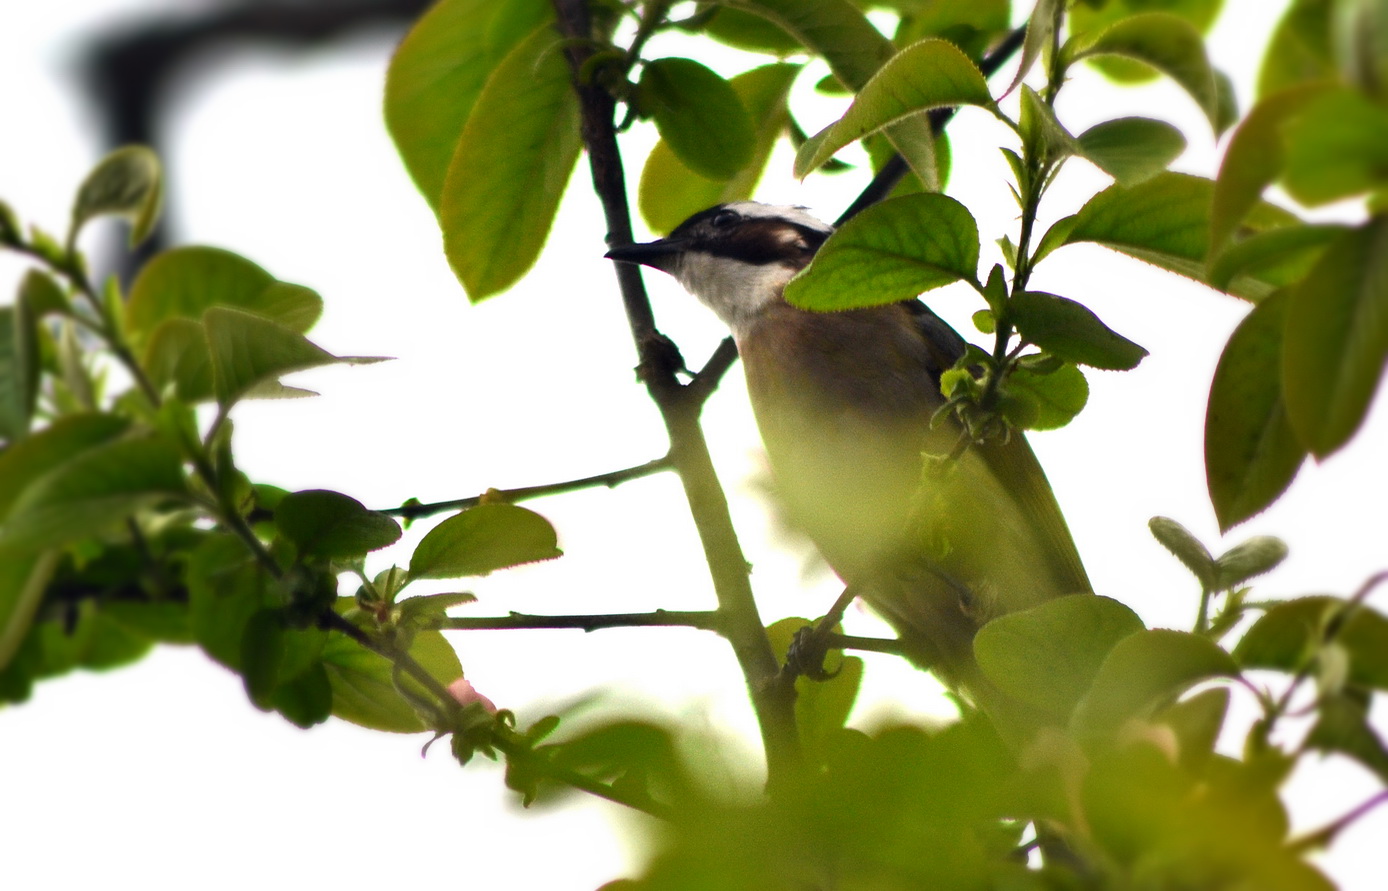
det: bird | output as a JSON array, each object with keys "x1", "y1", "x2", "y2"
[{"x1": 606, "y1": 201, "x2": 1091, "y2": 694}]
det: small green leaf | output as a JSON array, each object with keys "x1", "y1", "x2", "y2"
[
  {"x1": 1072, "y1": 629, "x2": 1238, "y2": 741},
  {"x1": 18, "y1": 269, "x2": 70, "y2": 319},
  {"x1": 794, "y1": 38, "x2": 993, "y2": 177},
  {"x1": 640, "y1": 58, "x2": 755, "y2": 181},
  {"x1": 384, "y1": 0, "x2": 540, "y2": 209},
  {"x1": 1282, "y1": 87, "x2": 1388, "y2": 206},
  {"x1": 1205, "y1": 291, "x2": 1308, "y2": 531},
  {"x1": 396, "y1": 591, "x2": 479, "y2": 630},
  {"x1": 1148, "y1": 516, "x2": 1217, "y2": 589},
  {"x1": 0, "y1": 551, "x2": 60, "y2": 670},
  {"x1": 1236, "y1": 596, "x2": 1388, "y2": 690},
  {"x1": 202, "y1": 306, "x2": 384, "y2": 409},
  {"x1": 1076, "y1": 117, "x2": 1187, "y2": 186},
  {"x1": 1210, "y1": 82, "x2": 1329, "y2": 255},
  {"x1": 975, "y1": 595, "x2": 1145, "y2": 716},
  {"x1": 1005, "y1": 0, "x2": 1065, "y2": 96},
  {"x1": 1018, "y1": 86, "x2": 1079, "y2": 166},
  {"x1": 783, "y1": 193, "x2": 980, "y2": 311},
  {"x1": 1072, "y1": 13, "x2": 1221, "y2": 132},
  {"x1": 125, "y1": 247, "x2": 322, "y2": 344},
  {"x1": 1010, "y1": 292, "x2": 1148, "y2": 370},
  {"x1": 440, "y1": 24, "x2": 581, "y2": 301},
  {"x1": 0, "y1": 304, "x2": 39, "y2": 443},
  {"x1": 70, "y1": 145, "x2": 163, "y2": 247},
  {"x1": 1306, "y1": 693, "x2": 1388, "y2": 785},
  {"x1": 241, "y1": 609, "x2": 286, "y2": 709},
  {"x1": 409, "y1": 503, "x2": 561, "y2": 580},
  {"x1": 639, "y1": 63, "x2": 800, "y2": 234},
  {"x1": 1004, "y1": 361, "x2": 1089, "y2": 430},
  {"x1": 1282, "y1": 219, "x2": 1388, "y2": 458},
  {"x1": 0, "y1": 435, "x2": 186, "y2": 551},
  {"x1": 702, "y1": 6, "x2": 804, "y2": 55},
  {"x1": 275, "y1": 490, "x2": 402, "y2": 559},
  {"x1": 1213, "y1": 536, "x2": 1289, "y2": 591}
]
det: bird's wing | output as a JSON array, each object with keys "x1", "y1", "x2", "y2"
[{"x1": 903, "y1": 300, "x2": 1093, "y2": 596}]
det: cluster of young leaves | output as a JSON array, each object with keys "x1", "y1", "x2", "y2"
[{"x1": 0, "y1": 147, "x2": 562, "y2": 747}]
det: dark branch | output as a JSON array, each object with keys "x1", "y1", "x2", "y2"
[
  {"x1": 684, "y1": 337, "x2": 740, "y2": 406},
  {"x1": 381, "y1": 454, "x2": 674, "y2": 521},
  {"x1": 442, "y1": 609, "x2": 723, "y2": 633}
]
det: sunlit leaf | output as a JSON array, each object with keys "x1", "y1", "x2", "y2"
[
  {"x1": 1214, "y1": 536, "x2": 1289, "y2": 590},
  {"x1": 409, "y1": 503, "x2": 561, "y2": 580},
  {"x1": 1004, "y1": 361, "x2": 1089, "y2": 430},
  {"x1": 70, "y1": 145, "x2": 163, "y2": 246},
  {"x1": 1076, "y1": 117, "x2": 1186, "y2": 186},
  {"x1": 323, "y1": 622, "x2": 462, "y2": 732},
  {"x1": 1257, "y1": 0, "x2": 1336, "y2": 99},
  {"x1": 276, "y1": 489, "x2": 402, "y2": 559},
  {"x1": 440, "y1": 24, "x2": 581, "y2": 300},
  {"x1": 1282, "y1": 87, "x2": 1388, "y2": 206},
  {"x1": 1010, "y1": 291, "x2": 1148, "y2": 370},
  {"x1": 784, "y1": 193, "x2": 980, "y2": 310}
]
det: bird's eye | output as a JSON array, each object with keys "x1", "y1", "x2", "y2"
[{"x1": 711, "y1": 209, "x2": 740, "y2": 228}]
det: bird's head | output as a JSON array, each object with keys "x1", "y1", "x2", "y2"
[{"x1": 605, "y1": 202, "x2": 833, "y2": 334}]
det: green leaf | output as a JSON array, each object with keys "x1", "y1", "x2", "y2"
[
  {"x1": 794, "y1": 38, "x2": 993, "y2": 178},
  {"x1": 1060, "y1": 172, "x2": 1298, "y2": 300},
  {"x1": 1148, "y1": 516, "x2": 1217, "y2": 589},
  {"x1": 242, "y1": 609, "x2": 286, "y2": 709},
  {"x1": 766, "y1": 618, "x2": 863, "y2": 761},
  {"x1": 1071, "y1": 12, "x2": 1221, "y2": 132},
  {"x1": 143, "y1": 318, "x2": 215, "y2": 402},
  {"x1": 0, "y1": 414, "x2": 130, "y2": 520},
  {"x1": 1005, "y1": 0, "x2": 1065, "y2": 96},
  {"x1": 323, "y1": 621, "x2": 463, "y2": 732},
  {"x1": 639, "y1": 63, "x2": 799, "y2": 234},
  {"x1": 70, "y1": 145, "x2": 163, "y2": 247},
  {"x1": 975, "y1": 595, "x2": 1145, "y2": 716},
  {"x1": 202, "y1": 306, "x2": 383, "y2": 409},
  {"x1": 1257, "y1": 0, "x2": 1336, "y2": 100},
  {"x1": 1207, "y1": 224, "x2": 1346, "y2": 293},
  {"x1": 0, "y1": 304, "x2": 39, "y2": 443},
  {"x1": 1209, "y1": 82, "x2": 1329, "y2": 255},
  {"x1": 1003, "y1": 361, "x2": 1089, "y2": 430},
  {"x1": 1205, "y1": 291, "x2": 1307, "y2": 530},
  {"x1": 270, "y1": 661, "x2": 333, "y2": 729},
  {"x1": 125, "y1": 246, "x2": 322, "y2": 344},
  {"x1": 396, "y1": 591, "x2": 479, "y2": 631},
  {"x1": 103, "y1": 599, "x2": 193, "y2": 645},
  {"x1": 639, "y1": 58, "x2": 755, "y2": 181},
  {"x1": 384, "y1": 0, "x2": 542, "y2": 209},
  {"x1": 1076, "y1": 117, "x2": 1186, "y2": 186},
  {"x1": 188, "y1": 534, "x2": 269, "y2": 669},
  {"x1": 18, "y1": 268, "x2": 70, "y2": 319},
  {"x1": 0, "y1": 551, "x2": 60, "y2": 670},
  {"x1": 275, "y1": 489, "x2": 402, "y2": 559},
  {"x1": 702, "y1": 6, "x2": 804, "y2": 55},
  {"x1": 1306, "y1": 693, "x2": 1388, "y2": 785},
  {"x1": 409, "y1": 503, "x2": 561, "y2": 580},
  {"x1": 440, "y1": 24, "x2": 581, "y2": 300},
  {"x1": 783, "y1": 193, "x2": 980, "y2": 311},
  {"x1": 1237, "y1": 597, "x2": 1388, "y2": 690},
  {"x1": 1157, "y1": 686, "x2": 1228, "y2": 770},
  {"x1": 1010, "y1": 292, "x2": 1148, "y2": 370},
  {"x1": 1072, "y1": 629, "x2": 1238, "y2": 741},
  {"x1": 1018, "y1": 86, "x2": 1079, "y2": 167},
  {"x1": 726, "y1": 0, "x2": 894, "y2": 89},
  {"x1": 32, "y1": 599, "x2": 154, "y2": 674},
  {"x1": 1213, "y1": 536, "x2": 1289, "y2": 590},
  {"x1": 0, "y1": 435, "x2": 186, "y2": 551},
  {"x1": 1282, "y1": 219, "x2": 1388, "y2": 458},
  {"x1": 1282, "y1": 87, "x2": 1388, "y2": 206}
]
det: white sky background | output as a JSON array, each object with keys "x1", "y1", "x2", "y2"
[{"x1": 1, "y1": 1, "x2": 1386, "y2": 888}]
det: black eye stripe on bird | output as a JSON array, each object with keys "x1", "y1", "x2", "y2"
[{"x1": 606, "y1": 201, "x2": 1091, "y2": 711}]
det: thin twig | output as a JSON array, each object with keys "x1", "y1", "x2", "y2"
[
  {"x1": 442, "y1": 609, "x2": 723, "y2": 633},
  {"x1": 382, "y1": 454, "x2": 675, "y2": 521}
]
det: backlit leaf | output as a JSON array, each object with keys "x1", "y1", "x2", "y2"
[
  {"x1": 1010, "y1": 291, "x2": 1148, "y2": 370},
  {"x1": 409, "y1": 503, "x2": 561, "y2": 580},
  {"x1": 640, "y1": 58, "x2": 755, "y2": 180},
  {"x1": 70, "y1": 145, "x2": 163, "y2": 246}
]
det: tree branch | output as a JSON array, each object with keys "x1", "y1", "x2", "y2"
[
  {"x1": 550, "y1": 0, "x2": 801, "y2": 785},
  {"x1": 381, "y1": 454, "x2": 674, "y2": 521},
  {"x1": 442, "y1": 609, "x2": 723, "y2": 633}
]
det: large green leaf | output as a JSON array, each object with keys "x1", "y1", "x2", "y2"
[
  {"x1": 639, "y1": 58, "x2": 754, "y2": 181},
  {"x1": 70, "y1": 145, "x2": 163, "y2": 247},
  {"x1": 125, "y1": 247, "x2": 322, "y2": 344},
  {"x1": 440, "y1": 24, "x2": 581, "y2": 300},
  {"x1": 384, "y1": 0, "x2": 545, "y2": 209},
  {"x1": 1207, "y1": 224, "x2": 1347, "y2": 294},
  {"x1": 783, "y1": 193, "x2": 980, "y2": 311},
  {"x1": 187, "y1": 534, "x2": 269, "y2": 669},
  {"x1": 409, "y1": 503, "x2": 561, "y2": 580},
  {"x1": 1282, "y1": 219, "x2": 1388, "y2": 458},
  {"x1": 1070, "y1": 12, "x2": 1221, "y2": 131},
  {"x1": 1257, "y1": 0, "x2": 1335, "y2": 100},
  {"x1": 794, "y1": 38, "x2": 994, "y2": 178},
  {"x1": 1054, "y1": 172, "x2": 1297, "y2": 300},
  {"x1": 0, "y1": 435, "x2": 186, "y2": 551},
  {"x1": 0, "y1": 413, "x2": 130, "y2": 520},
  {"x1": 975, "y1": 595, "x2": 1144, "y2": 716},
  {"x1": 323, "y1": 621, "x2": 463, "y2": 732},
  {"x1": 639, "y1": 63, "x2": 799, "y2": 234},
  {"x1": 1236, "y1": 596, "x2": 1388, "y2": 690},
  {"x1": 1205, "y1": 290, "x2": 1307, "y2": 531},
  {"x1": 1076, "y1": 117, "x2": 1187, "y2": 187},
  {"x1": 1072, "y1": 629, "x2": 1238, "y2": 741},
  {"x1": 0, "y1": 551, "x2": 60, "y2": 670},
  {"x1": 1281, "y1": 87, "x2": 1388, "y2": 206}
]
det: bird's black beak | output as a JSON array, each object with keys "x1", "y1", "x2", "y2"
[{"x1": 604, "y1": 238, "x2": 687, "y2": 273}]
